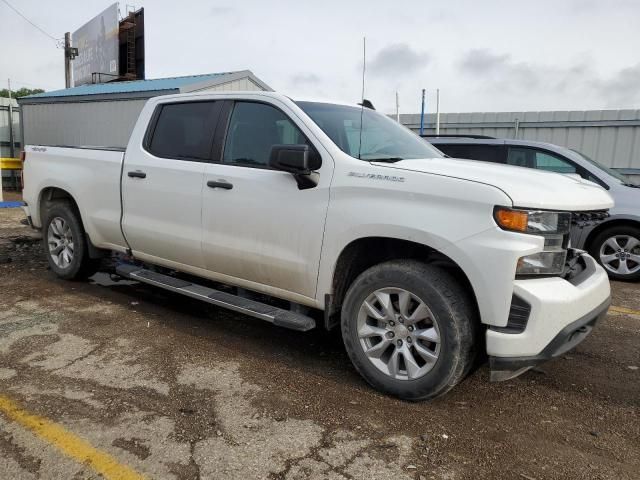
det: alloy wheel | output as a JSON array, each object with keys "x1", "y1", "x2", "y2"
[
  {"x1": 599, "y1": 235, "x2": 640, "y2": 276},
  {"x1": 47, "y1": 216, "x2": 75, "y2": 269},
  {"x1": 357, "y1": 287, "x2": 441, "y2": 380}
]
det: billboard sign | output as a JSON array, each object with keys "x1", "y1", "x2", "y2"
[{"x1": 72, "y1": 3, "x2": 119, "y2": 86}]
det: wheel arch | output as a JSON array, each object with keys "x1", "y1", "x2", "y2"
[
  {"x1": 324, "y1": 236, "x2": 480, "y2": 331},
  {"x1": 583, "y1": 217, "x2": 640, "y2": 252},
  {"x1": 38, "y1": 186, "x2": 104, "y2": 259}
]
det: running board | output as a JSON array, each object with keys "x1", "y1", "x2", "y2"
[{"x1": 115, "y1": 264, "x2": 316, "y2": 332}]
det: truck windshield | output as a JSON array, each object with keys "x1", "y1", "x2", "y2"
[{"x1": 296, "y1": 101, "x2": 443, "y2": 161}]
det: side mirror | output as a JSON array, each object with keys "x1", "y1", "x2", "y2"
[
  {"x1": 269, "y1": 144, "x2": 319, "y2": 190},
  {"x1": 269, "y1": 144, "x2": 311, "y2": 174}
]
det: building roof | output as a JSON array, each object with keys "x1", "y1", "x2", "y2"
[
  {"x1": 19, "y1": 70, "x2": 272, "y2": 103},
  {"x1": 25, "y1": 73, "x2": 231, "y2": 99}
]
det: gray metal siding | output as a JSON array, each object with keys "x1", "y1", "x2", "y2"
[
  {"x1": 0, "y1": 98, "x2": 20, "y2": 157},
  {"x1": 22, "y1": 99, "x2": 148, "y2": 148},
  {"x1": 18, "y1": 73, "x2": 270, "y2": 149},
  {"x1": 400, "y1": 109, "x2": 640, "y2": 169}
]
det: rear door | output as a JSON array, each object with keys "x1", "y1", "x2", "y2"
[
  {"x1": 200, "y1": 99, "x2": 332, "y2": 299},
  {"x1": 122, "y1": 100, "x2": 223, "y2": 267}
]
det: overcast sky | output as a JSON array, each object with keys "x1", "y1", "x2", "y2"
[{"x1": 1, "y1": 0, "x2": 639, "y2": 114}]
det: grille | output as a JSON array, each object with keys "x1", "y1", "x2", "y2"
[{"x1": 571, "y1": 210, "x2": 609, "y2": 228}]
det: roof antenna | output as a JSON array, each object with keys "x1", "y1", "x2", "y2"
[{"x1": 358, "y1": 36, "x2": 366, "y2": 160}]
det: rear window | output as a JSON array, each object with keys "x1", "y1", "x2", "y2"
[
  {"x1": 147, "y1": 101, "x2": 220, "y2": 161},
  {"x1": 435, "y1": 144, "x2": 503, "y2": 163}
]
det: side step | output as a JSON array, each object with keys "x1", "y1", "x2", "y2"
[{"x1": 115, "y1": 264, "x2": 316, "y2": 332}]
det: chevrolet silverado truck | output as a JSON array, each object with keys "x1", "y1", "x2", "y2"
[{"x1": 22, "y1": 92, "x2": 613, "y2": 400}]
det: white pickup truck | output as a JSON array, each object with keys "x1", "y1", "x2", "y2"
[{"x1": 22, "y1": 91, "x2": 613, "y2": 400}]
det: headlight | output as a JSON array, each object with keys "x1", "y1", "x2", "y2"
[
  {"x1": 494, "y1": 207, "x2": 570, "y2": 275},
  {"x1": 494, "y1": 207, "x2": 571, "y2": 234}
]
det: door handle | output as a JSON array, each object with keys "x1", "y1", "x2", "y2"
[
  {"x1": 207, "y1": 180, "x2": 233, "y2": 190},
  {"x1": 128, "y1": 170, "x2": 147, "y2": 179}
]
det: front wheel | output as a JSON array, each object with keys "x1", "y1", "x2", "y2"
[
  {"x1": 42, "y1": 201, "x2": 100, "y2": 280},
  {"x1": 341, "y1": 260, "x2": 478, "y2": 401},
  {"x1": 589, "y1": 225, "x2": 640, "y2": 282}
]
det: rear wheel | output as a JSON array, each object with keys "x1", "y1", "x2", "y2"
[
  {"x1": 589, "y1": 225, "x2": 640, "y2": 282},
  {"x1": 341, "y1": 260, "x2": 478, "y2": 401},
  {"x1": 42, "y1": 201, "x2": 100, "y2": 280}
]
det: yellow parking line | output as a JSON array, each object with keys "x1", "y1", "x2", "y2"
[
  {"x1": 0, "y1": 394, "x2": 146, "y2": 480},
  {"x1": 609, "y1": 305, "x2": 640, "y2": 316}
]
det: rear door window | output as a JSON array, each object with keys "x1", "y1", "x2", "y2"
[
  {"x1": 507, "y1": 147, "x2": 577, "y2": 174},
  {"x1": 147, "y1": 101, "x2": 221, "y2": 161}
]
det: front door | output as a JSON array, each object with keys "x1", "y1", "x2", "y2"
[
  {"x1": 122, "y1": 100, "x2": 222, "y2": 267},
  {"x1": 201, "y1": 100, "x2": 332, "y2": 299}
]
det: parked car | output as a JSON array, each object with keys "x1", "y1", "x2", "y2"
[
  {"x1": 429, "y1": 136, "x2": 640, "y2": 281},
  {"x1": 22, "y1": 92, "x2": 613, "y2": 400}
]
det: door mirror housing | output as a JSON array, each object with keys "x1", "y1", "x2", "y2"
[
  {"x1": 269, "y1": 144, "x2": 319, "y2": 190},
  {"x1": 269, "y1": 144, "x2": 311, "y2": 174}
]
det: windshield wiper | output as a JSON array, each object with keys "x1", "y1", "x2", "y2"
[
  {"x1": 623, "y1": 183, "x2": 640, "y2": 188},
  {"x1": 367, "y1": 157, "x2": 404, "y2": 163}
]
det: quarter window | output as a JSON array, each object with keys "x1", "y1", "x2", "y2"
[
  {"x1": 223, "y1": 102, "x2": 314, "y2": 167},
  {"x1": 148, "y1": 102, "x2": 220, "y2": 160}
]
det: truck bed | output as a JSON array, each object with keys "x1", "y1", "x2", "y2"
[{"x1": 22, "y1": 145, "x2": 128, "y2": 252}]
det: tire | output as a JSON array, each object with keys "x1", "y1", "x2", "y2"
[
  {"x1": 341, "y1": 259, "x2": 478, "y2": 401},
  {"x1": 588, "y1": 225, "x2": 640, "y2": 282},
  {"x1": 42, "y1": 200, "x2": 100, "y2": 280}
]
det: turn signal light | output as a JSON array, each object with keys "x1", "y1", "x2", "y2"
[{"x1": 494, "y1": 208, "x2": 528, "y2": 232}]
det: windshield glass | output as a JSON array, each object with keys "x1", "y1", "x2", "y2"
[
  {"x1": 296, "y1": 101, "x2": 443, "y2": 161},
  {"x1": 571, "y1": 149, "x2": 634, "y2": 184}
]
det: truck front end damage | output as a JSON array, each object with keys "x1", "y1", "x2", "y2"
[{"x1": 486, "y1": 209, "x2": 612, "y2": 381}]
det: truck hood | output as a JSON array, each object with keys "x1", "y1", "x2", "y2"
[{"x1": 376, "y1": 158, "x2": 615, "y2": 211}]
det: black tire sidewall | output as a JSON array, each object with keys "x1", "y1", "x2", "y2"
[
  {"x1": 589, "y1": 225, "x2": 640, "y2": 282},
  {"x1": 341, "y1": 261, "x2": 473, "y2": 401},
  {"x1": 42, "y1": 202, "x2": 90, "y2": 280}
]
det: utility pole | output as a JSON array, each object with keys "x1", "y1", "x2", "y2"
[
  {"x1": 395, "y1": 91, "x2": 400, "y2": 123},
  {"x1": 435, "y1": 89, "x2": 440, "y2": 136},
  {"x1": 419, "y1": 89, "x2": 426, "y2": 136},
  {"x1": 64, "y1": 32, "x2": 72, "y2": 88},
  {"x1": 7, "y1": 79, "x2": 15, "y2": 158}
]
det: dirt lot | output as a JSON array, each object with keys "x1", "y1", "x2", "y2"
[{"x1": 0, "y1": 207, "x2": 638, "y2": 480}]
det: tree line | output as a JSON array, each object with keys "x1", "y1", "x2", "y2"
[{"x1": 0, "y1": 87, "x2": 45, "y2": 99}]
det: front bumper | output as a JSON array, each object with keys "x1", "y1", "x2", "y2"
[{"x1": 487, "y1": 253, "x2": 611, "y2": 380}]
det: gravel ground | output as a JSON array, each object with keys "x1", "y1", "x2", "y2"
[{"x1": 0, "y1": 207, "x2": 638, "y2": 480}]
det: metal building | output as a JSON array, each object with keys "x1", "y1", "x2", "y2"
[
  {"x1": 400, "y1": 109, "x2": 640, "y2": 173},
  {"x1": 1, "y1": 97, "x2": 21, "y2": 190},
  {"x1": 18, "y1": 70, "x2": 272, "y2": 149}
]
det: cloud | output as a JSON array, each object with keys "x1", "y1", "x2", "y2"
[
  {"x1": 458, "y1": 49, "x2": 510, "y2": 74},
  {"x1": 456, "y1": 49, "x2": 640, "y2": 109},
  {"x1": 593, "y1": 63, "x2": 640, "y2": 107},
  {"x1": 367, "y1": 44, "x2": 430, "y2": 76},
  {"x1": 458, "y1": 49, "x2": 542, "y2": 90},
  {"x1": 457, "y1": 49, "x2": 579, "y2": 93},
  {"x1": 210, "y1": 6, "x2": 234, "y2": 16},
  {"x1": 290, "y1": 73, "x2": 321, "y2": 86}
]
